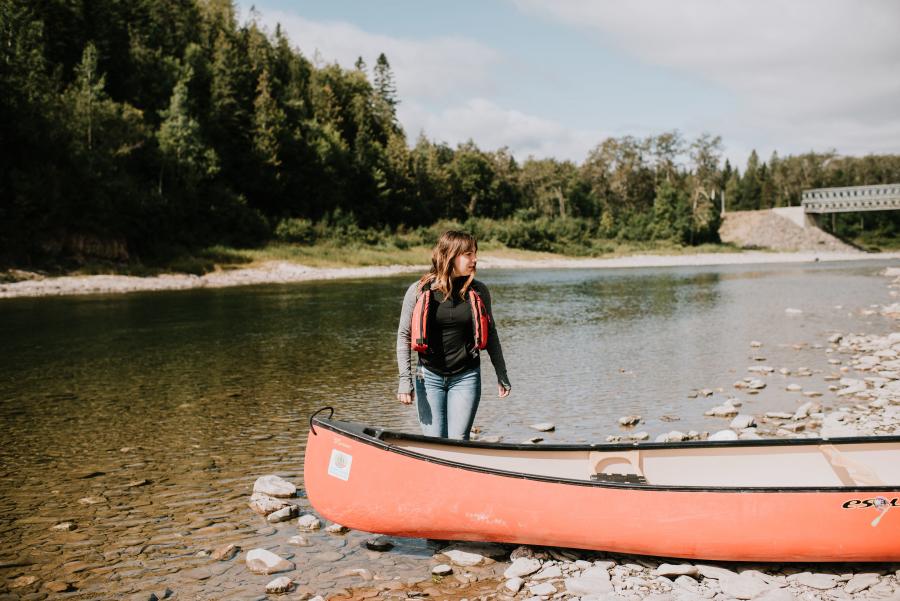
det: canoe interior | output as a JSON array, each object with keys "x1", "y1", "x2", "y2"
[{"x1": 385, "y1": 435, "x2": 900, "y2": 488}]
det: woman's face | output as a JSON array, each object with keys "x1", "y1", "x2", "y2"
[{"x1": 452, "y1": 249, "x2": 477, "y2": 277}]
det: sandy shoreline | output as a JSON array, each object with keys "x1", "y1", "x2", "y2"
[{"x1": 2, "y1": 250, "x2": 899, "y2": 299}]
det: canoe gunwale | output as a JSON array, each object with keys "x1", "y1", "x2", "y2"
[{"x1": 311, "y1": 417, "x2": 900, "y2": 494}]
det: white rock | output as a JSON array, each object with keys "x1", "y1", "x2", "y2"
[
  {"x1": 844, "y1": 573, "x2": 879, "y2": 594},
  {"x1": 297, "y1": 514, "x2": 322, "y2": 530},
  {"x1": 694, "y1": 564, "x2": 737, "y2": 580},
  {"x1": 266, "y1": 505, "x2": 298, "y2": 523},
  {"x1": 709, "y1": 429, "x2": 738, "y2": 441},
  {"x1": 529, "y1": 422, "x2": 555, "y2": 432},
  {"x1": 673, "y1": 574, "x2": 700, "y2": 592},
  {"x1": 754, "y1": 589, "x2": 794, "y2": 601},
  {"x1": 431, "y1": 564, "x2": 453, "y2": 576},
  {"x1": 324, "y1": 522, "x2": 348, "y2": 534},
  {"x1": 750, "y1": 341, "x2": 762, "y2": 347},
  {"x1": 528, "y1": 581, "x2": 557, "y2": 596},
  {"x1": 766, "y1": 412, "x2": 794, "y2": 419},
  {"x1": 720, "y1": 573, "x2": 770, "y2": 599},
  {"x1": 287, "y1": 535, "x2": 309, "y2": 546},
  {"x1": 786, "y1": 384, "x2": 802, "y2": 392},
  {"x1": 785, "y1": 308, "x2": 803, "y2": 315},
  {"x1": 443, "y1": 549, "x2": 485, "y2": 566},
  {"x1": 248, "y1": 492, "x2": 291, "y2": 516},
  {"x1": 655, "y1": 564, "x2": 699, "y2": 578},
  {"x1": 793, "y1": 401, "x2": 818, "y2": 420},
  {"x1": 747, "y1": 379, "x2": 767, "y2": 390},
  {"x1": 619, "y1": 415, "x2": 641, "y2": 426},
  {"x1": 793, "y1": 572, "x2": 836, "y2": 590},
  {"x1": 504, "y1": 577, "x2": 524, "y2": 593},
  {"x1": 533, "y1": 565, "x2": 562, "y2": 580},
  {"x1": 504, "y1": 557, "x2": 542, "y2": 578},
  {"x1": 565, "y1": 573, "x2": 613, "y2": 596},
  {"x1": 265, "y1": 576, "x2": 293, "y2": 594},
  {"x1": 245, "y1": 548, "x2": 294, "y2": 575},
  {"x1": 253, "y1": 475, "x2": 296, "y2": 498},
  {"x1": 730, "y1": 414, "x2": 756, "y2": 429}
]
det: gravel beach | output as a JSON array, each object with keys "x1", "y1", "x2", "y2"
[{"x1": 2, "y1": 250, "x2": 899, "y2": 299}]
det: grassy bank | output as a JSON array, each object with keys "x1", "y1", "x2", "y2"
[{"x1": 2, "y1": 239, "x2": 744, "y2": 282}]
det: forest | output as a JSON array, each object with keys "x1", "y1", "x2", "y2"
[{"x1": 2, "y1": 0, "x2": 899, "y2": 269}]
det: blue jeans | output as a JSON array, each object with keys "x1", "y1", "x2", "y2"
[{"x1": 415, "y1": 365, "x2": 481, "y2": 440}]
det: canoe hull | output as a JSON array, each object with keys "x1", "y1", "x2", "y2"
[{"x1": 304, "y1": 420, "x2": 900, "y2": 562}]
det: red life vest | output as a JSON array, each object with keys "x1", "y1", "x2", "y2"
[{"x1": 411, "y1": 282, "x2": 490, "y2": 353}]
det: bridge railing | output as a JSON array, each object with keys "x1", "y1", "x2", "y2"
[{"x1": 801, "y1": 184, "x2": 900, "y2": 213}]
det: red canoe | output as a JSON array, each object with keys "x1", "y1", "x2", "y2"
[{"x1": 304, "y1": 412, "x2": 900, "y2": 562}]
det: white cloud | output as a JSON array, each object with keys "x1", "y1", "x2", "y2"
[
  {"x1": 249, "y1": 10, "x2": 502, "y2": 102},
  {"x1": 513, "y1": 0, "x2": 900, "y2": 160},
  {"x1": 400, "y1": 98, "x2": 603, "y2": 161},
  {"x1": 243, "y1": 7, "x2": 602, "y2": 161}
]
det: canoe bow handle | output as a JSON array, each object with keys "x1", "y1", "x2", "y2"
[{"x1": 309, "y1": 406, "x2": 335, "y2": 435}]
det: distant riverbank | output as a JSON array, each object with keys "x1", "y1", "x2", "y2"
[{"x1": 2, "y1": 249, "x2": 899, "y2": 299}]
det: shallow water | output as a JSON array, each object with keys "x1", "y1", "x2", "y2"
[{"x1": 0, "y1": 259, "x2": 897, "y2": 598}]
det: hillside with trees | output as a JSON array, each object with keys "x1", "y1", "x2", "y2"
[{"x1": 2, "y1": 0, "x2": 899, "y2": 269}]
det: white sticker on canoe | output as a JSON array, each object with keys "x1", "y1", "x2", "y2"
[{"x1": 328, "y1": 449, "x2": 352, "y2": 481}]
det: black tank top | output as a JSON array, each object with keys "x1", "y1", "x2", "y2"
[{"x1": 419, "y1": 277, "x2": 479, "y2": 376}]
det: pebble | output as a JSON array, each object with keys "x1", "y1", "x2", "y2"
[
  {"x1": 729, "y1": 414, "x2": 755, "y2": 429},
  {"x1": 297, "y1": 514, "x2": 322, "y2": 530},
  {"x1": 253, "y1": 475, "x2": 297, "y2": 498},
  {"x1": 211, "y1": 543, "x2": 239, "y2": 561},
  {"x1": 793, "y1": 572, "x2": 836, "y2": 590},
  {"x1": 265, "y1": 576, "x2": 294, "y2": 594},
  {"x1": 708, "y1": 429, "x2": 738, "y2": 441},
  {"x1": 9, "y1": 575, "x2": 37, "y2": 589},
  {"x1": 52, "y1": 521, "x2": 77, "y2": 531},
  {"x1": 528, "y1": 581, "x2": 556, "y2": 596},
  {"x1": 267, "y1": 505, "x2": 299, "y2": 523},
  {"x1": 45, "y1": 581, "x2": 72, "y2": 593},
  {"x1": 287, "y1": 535, "x2": 310, "y2": 546},
  {"x1": 432, "y1": 564, "x2": 453, "y2": 576},
  {"x1": 365, "y1": 536, "x2": 393, "y2": 551},
  {"x1": 245, "y1": 548, "x2": 294, "y2": 575},
  {"x1": 720, "y1": 573, "x2": 770, "y2": 599},
  {"x1": 618, "y1": 415, "x2": 641, "y2": 426},
  {"x1": 442, "y1": 549, "x2": 486, "y2": 567},
  {"x1": 248, "y1": 492, "x2": 292, "y2": 516},
  {"x1": 844, "y1": 573, "x2": 879, "y2": 594},
  {"x1": 78, "y1": 495, "x2": 106, "y2": 505},
  {"x1": 655, "y1": 564, "x2": 699, "y2": 578},
  {"x1": 529, "y1": 422, "x2": 555, "y2": 431},
  {"x1": 505, "y1": 557, "x2": 542, "y2": 578},
  {"x1": 532, "y1": 565, "x2": 562, "y2": 580},
  {"x1": 325, "y1": 522, "x2": 349, "y2": 534},
  {"x1": 505, "y1": 577, "x2": 524, "y2": 593}
]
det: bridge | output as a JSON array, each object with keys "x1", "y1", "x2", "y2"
[{"x1": 801, "y1": 183, "x2": 900, "y2": 213}]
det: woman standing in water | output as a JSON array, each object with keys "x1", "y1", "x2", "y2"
[{"x1": 396, "y1": 231, "x2": 511, "y2": 440}]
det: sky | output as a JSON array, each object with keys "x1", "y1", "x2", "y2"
[{"x1": 238, "y1": 0, "x2": 900, "y2": 169}]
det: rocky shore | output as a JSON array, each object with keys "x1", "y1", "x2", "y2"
[
  {"x1": 3, "y1": 271, "x2": 898, "y2": 600},
  {"x1": 2, "y1": 251, "x2": 899, "y2": 299},
  {"x1": 250, "y1": 267, "x2": 900, "y2": 601}
]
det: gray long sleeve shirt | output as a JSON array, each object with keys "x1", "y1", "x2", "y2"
[{"x1": 396, "y1": 279, "x2": 510, "y2": 395}]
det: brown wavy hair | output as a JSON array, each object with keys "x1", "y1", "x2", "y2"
[{"x1": 418, "y1": 230, "x2": 477, "y2": 299}]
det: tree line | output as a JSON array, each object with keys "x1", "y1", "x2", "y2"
[{"x1": 2, "y1": 0, "x2": 898, "y2": 266}]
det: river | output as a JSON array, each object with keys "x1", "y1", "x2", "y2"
[{"x1": 0, "y1": 259, "x2": 896, "y2": 598}]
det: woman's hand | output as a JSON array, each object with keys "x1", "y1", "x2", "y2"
[
  {"x1": 398, "y1": 392, "x2": 414, "y2": 405},
  {"x1": 498, "y1": 384, "x2": 510, "y2": 398}
]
